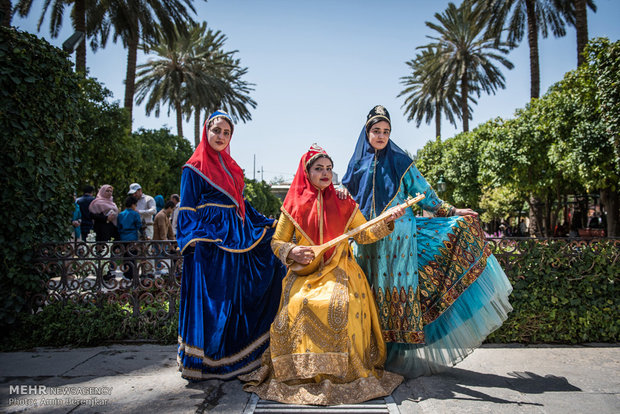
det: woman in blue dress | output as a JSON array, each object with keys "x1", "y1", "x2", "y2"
[
  {"x1": 176, "y1": 110, "x2": 286, "y2": 380},
  {"x1": 341, "y1": 105, "x2": 513, "y2": 377}
]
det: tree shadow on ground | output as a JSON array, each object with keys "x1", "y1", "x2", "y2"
[{"x1": 397, "y1": 368, "x2": 581, "y2": 407}]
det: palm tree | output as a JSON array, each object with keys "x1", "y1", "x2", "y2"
[
  {"x1": 552, "y1": 0, "x2": 597, "y2": 66},
  {"x1": 134, "y1": 22, "x2": 256, "y2": 147},
  {"x1": 92, "y1": 0, "x2": 196, "y2": 127},
  {"x1": 398, "y1": 46, "x2": 471, "y2": 139},
  {"x1": 188, "y1": 54, "x2": 257, "y2": 146},
  {"x1": 1, "y1": 0, "x2": 12, "y2": 27},
  {"x1": 424, "y1": 1, "x2": 514, "y2": 132},
  {"x1": 14, "y1": 0, "x2": 91, "y2": 72},
  {"x1": 474, "y1": 0, "x2": 575, "y2": 98}
]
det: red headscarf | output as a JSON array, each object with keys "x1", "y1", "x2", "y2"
[
  {"x1": 282, "y1": 144, "x2": 357, "y2": 260},
  {"x1": 184, "y1": 111, "x2": 246, "y2": 219}
]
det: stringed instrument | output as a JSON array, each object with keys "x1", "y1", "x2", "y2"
[{"x1": 289, "y1": 193, "x2": 425, "y2": 275}]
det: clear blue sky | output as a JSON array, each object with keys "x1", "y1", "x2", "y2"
[{"x1": 12, "y1": 0, "x2": 620, "y2": 185}]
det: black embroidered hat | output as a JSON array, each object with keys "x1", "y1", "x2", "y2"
[{"x1": 365, "y1": 105, "x2": 391, "y2": 131}]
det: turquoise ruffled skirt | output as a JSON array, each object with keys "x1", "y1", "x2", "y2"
[{"x1": 385, "y1": 254, "x2": 512, "y2": 377}]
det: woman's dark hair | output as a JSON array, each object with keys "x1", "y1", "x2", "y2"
[
  {"x1": 306, "y1": 154, "x2": 334, "y2": 171},
  {"x1": 208, "y1": 116, "x2": 234, "y2": 133},
  {"x1": 125, "y1": 196, "x2": 137, "y2": 208},
  {"x1": 365, "y1": 117, "x2": 391, "y2": 135}
]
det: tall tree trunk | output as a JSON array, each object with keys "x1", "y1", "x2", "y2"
[
  {"x1": 575, "y1": 0, "x2": 588, "y2": 67},
  {"x1": 525, "y1": 0, "x2": 540, "y2": 99},
  {"x1": 1, "y1": 0, "x2": 11, "y2": 27},
  {"x1": 435, "y1": 101, "x2": 441, "y2": 139},
  {"x1": 461, "y1": 70, "x2": 469, "y2": 132},
  {"x1": 600, "y1": 188, "x2": 619, "y2": 237},
  {"x1": 124, "y1": 20, "x2": 139, "y2": 128},
  {"x1": 544, "y1": 191, "x2": 552, "y2": 237},
  {"x1": 194, "y1": 106, "x2": 201, "y2": 148},
  {"x1": 528, "y1": 195, "x2": 544, "y2": 237},
  {"x1": 73, "y1": 0, "x2": 86, "y2": 73},
  {"x1": 175, "y1": 100, "x2": 183, "y2": 138}
]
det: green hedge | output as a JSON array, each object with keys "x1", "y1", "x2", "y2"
[
  {"x1": 1, "y1": 300, "x2": 178, "y2": 351},
  {"x1": 0, "y1": 27, "x2": 83, "y2": 326},
  {"x1": 488, "y1": 239, "x2": 619, "y2": 343},
  {"x1": 2, "y1": 239, "x2": 617, "y2": 349}
]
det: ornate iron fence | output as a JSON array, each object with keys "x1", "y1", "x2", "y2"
[
  {"x1": 31, "y1": 241, "x2": 183, "y2": 330},
  {"x1": 30, "y1": 237, "x2": 619, "y2": 336}
]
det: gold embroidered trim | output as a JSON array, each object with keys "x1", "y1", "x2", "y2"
[
  {"x1": 178, "y1": 331, "x2": 269, "y2": 366},
  {"x1": 328, "y1": 268, "x2": 349, "y2": 331},
  {"x1": 179, "y1": 206, "x2": 196, "y2": 212},
  {"x1": 217, "y1": 227, "x2": 268, "y2": 253},
  {"x1": 273, "y1": 273, "x2": 297, "y2": 333},
  {"x1": 381, "y1": 161, "x2": 416, "y2": 215},
  {"x1": 279, "y1": 209, "x2": 315, "y2": 245},
  {"x1": 180, "y1": 237, "x2": 223, "y2": 254},
  {"x1": 243, "y1": 368, "x2": 403, "y2": 406},
  {"x1": 182, "y1": 226, "x2": 269, "y2": 255},
  {"x1": 272, "y1": 352, "x2": 349, "y2": 381},
  {"x1": 271, "y1": 304, "x2": 349, "y2": 357},
  {"x1": 196, "y1": 202, "x2": 235, "y2": 209},
  {"x1": 178, "y1": 355, "x2": 261, "y2": 380},
  {"x1": 273, "y1": 241, "x2": 296, "y2": 266}
]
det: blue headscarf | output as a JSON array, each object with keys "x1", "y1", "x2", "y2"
[
  {"x1": 342, "y1": 106, "x2": 413, "y2": 219},
  {"x1": 154, "y1": 195, "x2": 164, "y2": 213}
]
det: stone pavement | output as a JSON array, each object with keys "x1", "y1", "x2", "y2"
[{"x1": 0, "y1": 343, "x2": 618, "y2": 413}]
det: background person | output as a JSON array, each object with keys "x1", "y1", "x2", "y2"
[
  {"x1": 116, "y1": 196, "x2": 142, "y2": 280},
  {"x1": 89, "y1": 184, "x2": 120, "y2": 242},
  {"x1": 127, "y1": 183, "x2": 156, "y2": 240},
  {"x1": 170, "y1": 194, "x2": 180, "y2": 238},
  {"x1": 76, "y1": 185, "x2": 95, "y2": 240},
  {"x1": 153, "y1": 200, "x2": 175, "y2": 276}
]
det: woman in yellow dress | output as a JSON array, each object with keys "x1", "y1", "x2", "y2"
[{"x1": 241, "y1": 144, "x2": 404, "y2": 405}]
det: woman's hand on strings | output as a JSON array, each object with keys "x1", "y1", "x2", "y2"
[
  {"x1": 288, "y1": 246, "x2": 315, "y2": 265},
  {"x1": 384, "y1": 205, "x2": 406, "y2": 223},
  {"x1": 454, "y1": 208, "x2": 478, "y2": 217},
  {"x1": 335, "y1": 186, "x2": 350, "y2": 200}
]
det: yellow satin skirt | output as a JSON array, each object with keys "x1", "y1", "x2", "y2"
[{"x1": 241, "y1": 246, "x2": 403, "y2": 405}]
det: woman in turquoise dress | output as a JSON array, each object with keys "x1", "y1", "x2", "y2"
[
  {"x1": 341, "y1": 105, "x2": 513, "y2": 377},
  {"x1": 176, "y1": 110, "x2": 286, "y2": 380}
]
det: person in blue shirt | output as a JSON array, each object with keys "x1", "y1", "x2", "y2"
[
  {"x1": 117, "y1": 196, "x2": 141, "y2": 241},
  {"x1": 117, "y1": 196, "x2": 142, "y2": 279},
  {"x1": 76, "y1": 185, "x2": 95, "y2": 240}
]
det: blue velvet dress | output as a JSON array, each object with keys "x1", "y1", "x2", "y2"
[
  {"x1": 177, "y1": 165, "x2": 286, "y2": 380},
  {"x1": 343, "y1": 131, "x2": 513, "y2": 378}
]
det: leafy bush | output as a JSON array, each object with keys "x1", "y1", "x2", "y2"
[
  {"x1": 488, "y1": 239, "x2": 619, "y2": 343},
  {"x1": 0, "y1": 27, "x2": 83, "y2": 325},
  {"x1": 1, "y1": 300, "x2": 178, "y2": 351},
  {"x1": 245, "y1": 178, "x2": 282, "y2": 217}
]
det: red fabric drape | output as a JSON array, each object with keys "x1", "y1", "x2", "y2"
[{"x1": 282, "y1": 144, "x2": 357, "y2": 260}]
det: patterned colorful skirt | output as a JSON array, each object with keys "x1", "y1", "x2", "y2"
[{"x1": 355, "y1": 215, "x2": 513, "y2": 378}]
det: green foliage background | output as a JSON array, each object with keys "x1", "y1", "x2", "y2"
[
  {"x1": 415, "y1": 37, "x2": 620, "y2": 235},
  {"x1": 488, "y1": 239, "x2": 619, "y2": 343},
  {"x1": 244, "y1": 178, "x2": 282, "y2": 217},
  {"x1": 0, "y1": 28, "x2": 196, "y2": 326},
  {"x1": 0, "y1": 27, "x2": 83, "y2": 325}
]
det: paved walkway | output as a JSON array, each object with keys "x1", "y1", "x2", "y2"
[{"x1": 0, "y1": 343, "x2": 618, "y2": 413}]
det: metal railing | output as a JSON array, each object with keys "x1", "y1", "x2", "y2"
[
  {"x1": 31, "y1": 240, "x2": 183, "y2": 328},
  {"x1": 29, "y1": 237, "x2": 619, "y2": 332}
]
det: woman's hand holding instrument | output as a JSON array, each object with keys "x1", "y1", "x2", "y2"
[{"x1": 288, "y1": 193, "x2": 425, "y2": 275}]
